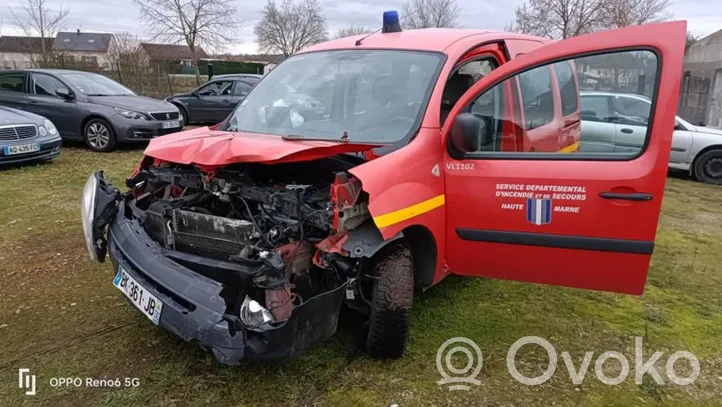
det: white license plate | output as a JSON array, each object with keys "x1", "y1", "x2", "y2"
[
  {"x1": 161, "y1": 120, "x2": 180, "y2": 129},
  {"x1": 3, "y1": 143, "x2": 39, "y2": 155},
  {"x1": 113, "y1": 266, "x2": 163, "y2": 325}
]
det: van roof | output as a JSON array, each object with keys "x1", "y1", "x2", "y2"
[{"x1": 302, "y1": 28, "x2": 544, "y2": 54}]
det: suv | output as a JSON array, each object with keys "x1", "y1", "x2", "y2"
[
  {"x1": 81, "y1": 14, "x2": 687, "y2": 364},
  {"x1": 0, "y1": 69, "x2": 183, "y2": 152}
]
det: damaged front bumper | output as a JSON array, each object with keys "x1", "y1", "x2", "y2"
[{"x1": 83, "y1": 172, "x2": 348, "y2": 364}]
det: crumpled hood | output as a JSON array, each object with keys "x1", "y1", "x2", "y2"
[{"x1": 144, "y1": 127, "x2": 378, "y2": 167}]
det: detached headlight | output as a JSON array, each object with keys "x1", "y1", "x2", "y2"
[
  {"x1": 43, "y1": 119, "x2": 58, "y2": 136},
  {"x1": 114, "y1": 108, "x2": 149, "y2": 120},
  {"x1": 81, "y1": 173, "x2": 99, "y2": 261},
  {"x1": 240, "y1": 296, "x2": 274, "y2": 327}
]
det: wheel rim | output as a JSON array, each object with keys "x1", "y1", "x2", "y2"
[
  {"x1": 703, "y1": 157, "x2": 722, "y2": 180},
  {"x1": 87, "y1": 123, "x2": 110, "y2": 149}
]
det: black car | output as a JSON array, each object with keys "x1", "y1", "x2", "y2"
[
  {"x1": 165, "y1": 74, "x2": 262, "y2": 124},
  {"x1": 0, "y1": 69, "x2": 183, "y2": 152},
  {"x1": 0, "y1": 105, "x2": 62, "y2": 165}
]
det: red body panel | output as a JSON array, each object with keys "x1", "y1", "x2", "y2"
[{"x1": 143, "y1": 127, "x2": 377, "y2": 167}]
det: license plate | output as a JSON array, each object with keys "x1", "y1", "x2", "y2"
[
  {"x1": 3, "y1": 143, "x2": 39, "y2": 155},
  {"x1": 161, "y1": 121, "x2": 180, "y2": 129},
  {"x1": 113, "y1": 266, "x2": 163, "y2": 325}
]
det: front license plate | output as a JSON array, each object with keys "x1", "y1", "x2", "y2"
[
  {"x1": 161, "y1": 120, "x2": 180, "y2": 129},
  {"x1": 113, "y1": 266, "x2": 163, "y2": 325},
  {"x1": 3, "y1": 143, "x2": 39, "y2": 155}
]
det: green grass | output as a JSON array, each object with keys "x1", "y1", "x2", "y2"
[{"x1": 1, "y1": 149, "x2": 721, "y2": 406}]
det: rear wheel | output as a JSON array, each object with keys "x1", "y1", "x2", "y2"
[
  {"x1": 83, "y1": 118, "x2": 117, "y2": 152},
  {"x1": 365, "y1": 242, "x2": 414, "y2": 359},
  {"x1": 693, "y1": 149, "x2": 722, "y2": 185}
]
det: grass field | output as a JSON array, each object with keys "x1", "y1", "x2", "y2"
[{"x1": 1, "y1": 147, "x2": 721, "y2": 406}]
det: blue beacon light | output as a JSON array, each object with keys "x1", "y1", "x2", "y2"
[{"x1": 382, "y1": 10, "x2": 402, "y2": 33}]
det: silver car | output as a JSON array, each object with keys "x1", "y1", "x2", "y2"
[
  {"x1": 0, "y1": 105, "x2": 61, "y2": 166},
  {"x1": 580, "y1": 91, "x2": 722, "y2": 185}
]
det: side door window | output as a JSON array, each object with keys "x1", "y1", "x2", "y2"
[
  {"x1": 0, "y1": 73, "x2": 27, "y2": 93},
  {"x1": 518, "y1": 66, "x2": 555, "y2": 130},
  {"x1": 32, "y1": 73, "x2": 67, "y2": 97},
  {"x1": 441, "y1": 57, "x2": 499, "y2": 125},
  {"x1": 232, "y1": 81, "x2": 252, "y2": 97},
  {"x1": 198, "y1": 81, "x2": 233, "y2": 96}
]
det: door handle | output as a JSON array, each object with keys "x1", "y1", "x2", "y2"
[
  {"x1": 27, "y1": 100, "x2": 39, "y2": 105},
  {"x1": 620, "y1": 128, "x2": 633, "y2": 134},
  {"x1": 600, "y1": 192, "x2": 652, "y2": 201},
  {"x1": 222, "y1": 99, "x2": 230, "y2": 103}
]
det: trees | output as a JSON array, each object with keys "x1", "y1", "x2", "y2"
[
  {"x1": 134, "y1": 0, "x2": 241, "y2": 84},
  {"x1": 334, "y1": 25, "x2": 371, "y2": 39},
  {"x1": 402, "y1": 0, "x2": 459, "y2": 29},
  {"x1": 512, "y1": 0, "x2": 672, "y2": 40},
  {"x1": 255, "y1": 0, "x2": 328, "y2": 57},
  {"x1": 11, "y1": 0, "x2": 68, "y2": 66}
]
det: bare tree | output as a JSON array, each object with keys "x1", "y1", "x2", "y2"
[
  {"x1": 134, "y1": 0, "x2": 241, "y2": 84},
  {"x1": 513, "y1": 0, "x2": 606, "y2": 39},
  {"x1": 11, "y1": 0, "x2": 68, "y2": 66},
  {"x1": 402, "y1": 0, "x2": 459, "y2": 29},
  {"x1": 685, "y1": 31, "x2": 699, "y2": 53},
  {"x1": 255, "y1": 0, "x2": 328, "y2": 57},
  {"x1": 334, "y1": 25, "x2": 371, "y2": 39},
  {"x1": 602, "y1": 0, "x2": 671, "y2": 28}
]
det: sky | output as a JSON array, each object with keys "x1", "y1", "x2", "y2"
[{"x1": 0, "y1": 0, "x2": 719, "y2": 54}]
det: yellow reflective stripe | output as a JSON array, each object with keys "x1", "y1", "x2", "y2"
[
  {"x1": 373, "y1": 194, "x2": 446, "y2": 229},
  {"x1": 558, "y1": 141, "x2": 580, "y2": 153}
]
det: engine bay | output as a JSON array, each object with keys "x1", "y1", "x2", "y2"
[{"x1": 122, "y1": 156, "x2": 370, "y2": 328}]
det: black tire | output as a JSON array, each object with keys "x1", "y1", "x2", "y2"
[
  {"x1": 83, "y1": 118, "x2": 117, "y2": 152},
  {"x1": 693, "y1": 149, "x2": 722, "y2": 185},
  {"x1": 365, "y1": 242, "x2": 414, "y2": 359},
  {"x1": 176, "y1": 104, "x2": 190, "y2": 126}
]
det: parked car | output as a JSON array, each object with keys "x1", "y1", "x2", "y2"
[
  {"x1": 82, "y1": 16, "x2": 686, "y2": 364},
  {"x1": 0, "y1": 105, "x2": 61, "y2": 166},
  {"x1": 580, "y1": 91, "x2": 722, "y2": 185},
  {"x1": 0, "y1": 69, "x2": 183, "y2": 152},
  {"x1": 165, "y1": 74, "x2": 261, "y2": 124}
]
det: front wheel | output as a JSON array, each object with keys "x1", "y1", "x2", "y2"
[
  {"x1": 83, "y1": 118, "x2": 117, "y2": 152},
  {"x1": 693, "y1": 149, "x2": 722, "y2": 185},
  {"x1": 365, "y1": 242, "x2": 414, "y2": 359}
]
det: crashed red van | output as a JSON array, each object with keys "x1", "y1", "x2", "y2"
[{"x1": 81, "y1": 12, "x2": 686, "y2": 364}]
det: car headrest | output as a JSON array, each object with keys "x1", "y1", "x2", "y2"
[
  {"x1": 442, "y1": 73, "x2": 474, "y2": 107},
  {"x1": 373, "y1": 75, "x2": 402, "y2": 102}
]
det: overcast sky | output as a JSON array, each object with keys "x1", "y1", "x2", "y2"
[{"x1": 1, "y1": 0, "x2": 719, "y2": 54}]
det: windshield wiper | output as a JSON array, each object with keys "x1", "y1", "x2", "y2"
[{"x1": 282, "y1": 131, "x2": 350, "y2": 143}]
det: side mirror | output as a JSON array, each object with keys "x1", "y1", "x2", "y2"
[
  {"x1": 56, "y1": 88, "x2": 73, "y2": 99},
  {"x1": 450, "y1": 113, "x2": 492, "y2": 153}
]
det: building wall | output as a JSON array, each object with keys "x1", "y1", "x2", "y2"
[
  {"x1": 0, "y1": 52, "x2": 35, "y2": 69},
  {"x1": 679, "y1": 30, "x2": 722, "y2": 126}
]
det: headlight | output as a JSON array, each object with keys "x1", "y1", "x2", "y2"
[
  {"x1": 81, "y1": 173, "x2": 99, "y2": 261},
  {"x1": 240, "y1": 296, "x2": 274, "y2": 327},
  {"x1": 114, "y1": 108, "x2": 149, "y2": 120},
  {"x1": 43, "y1": 119, "x2": 58, "y2": 136}
]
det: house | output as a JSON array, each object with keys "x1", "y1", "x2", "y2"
[
  {"x1": 0, "y1": 36, "x2": 55, "y2": 69},
  {"x1": 138, "y1": 43, "x2": 208, "y2": 67},
  {"x1": 678, "y1": 28, "x2": 722, "y2": 126},
  {"x1": 52, "y1": 30, "x2": 115, "y2": 68}
]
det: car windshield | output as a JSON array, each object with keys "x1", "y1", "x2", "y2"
[
  {"x1": 223, "y1": 50, "x2": 444, "y2": 144},
  {"x1": 60, "y1": 72, "x2": 135, "y2": 96}
]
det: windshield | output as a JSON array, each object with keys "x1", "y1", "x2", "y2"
[
  {"x1": 223, "y1": 50, "x2": 444, "y2": 144},
  {"x1": 60, "y1": 73, "x2": 135, "y2": 96}
]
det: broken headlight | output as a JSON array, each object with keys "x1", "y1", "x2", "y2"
[
  {"x1": 81, "y1": 173, "x2": 99, "y2": 261},
  {"x1": 240, "y1": 296, "x2": 275, "y2": 328}
]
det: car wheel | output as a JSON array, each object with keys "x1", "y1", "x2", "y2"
[
  {"x1": 177, "y1": 105, "x2": 189, "y2": 126},
  {"x1": 83, "y1": 118, "x2": 117, "y2": 152},
  {"x1": 365, "y1": 241, "x2": 414, "y2": 359},
  {"x1": 693, "y1": 149, "x2": 722, "y2": 185}
]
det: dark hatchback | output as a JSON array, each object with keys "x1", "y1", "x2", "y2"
[
  {"x1": 0, "y1": 105, "x2": 62, "y2": 165},
  {"x1": 165, "y1": 74, "x2": 261, "y2": 124},
  {"x1": 0, "y1": 69, "x2": 183, "y2": 152}
]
